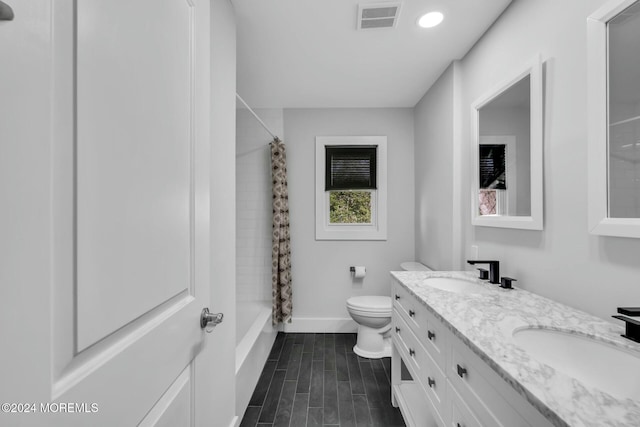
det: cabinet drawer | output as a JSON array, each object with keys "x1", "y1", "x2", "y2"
[
  {"x1": 392, "y1": 311, "x2": 446, "y2": 413},
  {"x1": 449, "y1": 386, "x2": 482, "y2": 427},
  {"x1": 448, "y1": 338, "x2": 530, "y2": 427},
  {"x1": 392, "y1": 282, "x2": 446, "y2": 369}
]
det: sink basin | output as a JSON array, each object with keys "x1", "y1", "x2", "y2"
[
  {"x1": 512, "y1": 328, "x2": 640, "y2": 400},
  {"x1": 421, "y1": 277, "x2": 487, "y2": 294}
]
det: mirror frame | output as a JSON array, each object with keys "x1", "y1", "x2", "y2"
[
  {"x1": 587, "y1": 0, "x2": 640, "y2": 238},
  {"x1": 470, "y1": 55, "x2": 544, "y2": 230}
]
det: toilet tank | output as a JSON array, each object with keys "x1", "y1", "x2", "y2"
[{"x1": 400, "y1": 262, "x2": 431, "y2": 271}]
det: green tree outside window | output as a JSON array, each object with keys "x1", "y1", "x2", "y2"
[{"x1": 329, "y1": 191, "x2": 372, "y2": 224}]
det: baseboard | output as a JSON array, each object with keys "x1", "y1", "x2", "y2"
[
  {"x1": 283, "y1": 317, "x2": 357, "y2": 333},
  {"x1": 230, "y1": 415, "x2": 239, "y2": 427}
]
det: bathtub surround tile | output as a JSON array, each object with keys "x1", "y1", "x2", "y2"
[{"x1": 241, "y1": 332, "x2": 404, "y2": 427}]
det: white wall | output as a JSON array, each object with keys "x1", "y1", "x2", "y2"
[
  {"x1": 415, "y1": 0, "x2": 640, "y2": 321},
  {"x1": 236, "y1": 108, "x2": 283, "y2": 303},
  {"x1": 414, "y1": 63, "x2": 460, "y2": 271},
  {"x1": 283, "y1": 108, "x2": 416, "y2": 331}
]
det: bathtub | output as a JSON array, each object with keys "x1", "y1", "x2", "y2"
[{"x1": 235, "y1": 300, "x2": 277, "y2": 420}]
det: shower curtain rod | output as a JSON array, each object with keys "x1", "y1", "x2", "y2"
[{"x1": 235, "y1": 93, "x2": 279, "y2": 141}]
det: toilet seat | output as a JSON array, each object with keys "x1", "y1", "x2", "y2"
[{"x1": 346, "y1": 296, "x2": 392, "y2": 316}]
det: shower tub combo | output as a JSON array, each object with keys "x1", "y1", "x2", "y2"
[{"x1": 235, "y1": 300, "x2": 277, "y2": 418}]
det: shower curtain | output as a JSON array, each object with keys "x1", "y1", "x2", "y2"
[{"x1": 270, "y1": 138, "x2": 292, "y2": 324}]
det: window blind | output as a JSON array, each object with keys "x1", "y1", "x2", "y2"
[
  {"x1": 479, "y1": 144, "x2": 506, "y2": 189},
  {"x1": 325, "y1": 146, "x2": 377, "y2": 191}
]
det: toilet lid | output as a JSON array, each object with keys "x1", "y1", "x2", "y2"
[{"x1": 347, "y1": 296, "x2": 392, "y2": 312}]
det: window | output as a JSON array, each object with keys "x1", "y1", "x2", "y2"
[{"x1": 315, "y1": 136, "x2": 387, "y2": 240}]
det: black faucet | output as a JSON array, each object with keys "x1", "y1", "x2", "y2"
[
  {"x1": 467, "y1": 260, "x2": 500, "y2": 284},
  {"x1": 613, "y1": 307, "x2": 640, "y2": 343}
]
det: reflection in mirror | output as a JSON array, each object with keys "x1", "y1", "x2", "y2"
[
  {"x1": 478, "y1": 76, "x2": 531, "y2": 217},
  {"x1": 471, "y1": 55, "x2": 543, "y2": 230},
  {"x1": 608, "y1": 1, "x2": 640, "y2": 218},
  {"x1": 588, "y1": 0, "x2": 640, "y2": 237}
]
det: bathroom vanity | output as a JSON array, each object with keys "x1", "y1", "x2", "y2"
[{"x1": 390, "y1": 271, "x2": 640, "y2": 427}]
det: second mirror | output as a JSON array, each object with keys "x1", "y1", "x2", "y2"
[{"x1": 471, "y1": 56, "x2": 543, "y2": 230}]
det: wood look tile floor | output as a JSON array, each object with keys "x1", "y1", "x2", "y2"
[{"x1": 239, "y1": 333, "x2": 405, "y2": 427}]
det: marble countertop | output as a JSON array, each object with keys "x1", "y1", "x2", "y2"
[{"x1": 390, "y1": 270, "x2": 640, "y2": 427}]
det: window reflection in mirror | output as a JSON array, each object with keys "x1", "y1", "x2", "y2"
[
  {"x1": 608, "y1": 1, "x2": 640, "y2": 218},
  {"x1": 477, "y1": 75, "x2": 531, "y2": 217}
]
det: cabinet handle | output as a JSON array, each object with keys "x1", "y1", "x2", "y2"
[
  {"x1": 395, "y1": 327, "x2": 400, "y2": 333},
  {"x1": 457, "y1": 364, "x2": 468, "y2": 378},
  {"x1": 428, "y1": 377, "x2": 435, "y2": 388},
  {"x1": 427, "y1": 330, "x2": 435, "y2": 340},
  {"x1": 409, "y1": 310, "x2": 415, "y2": 317},
  {"x1": 409, "y1": 348, "x2": 415, "y2": 356},
  {"x1": 395, "y1": 294, "x2": 400, "y2": 300}
]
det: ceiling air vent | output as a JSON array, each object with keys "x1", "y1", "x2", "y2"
[{"x1": 357, "y1": 2, "x2": 402, "y2": 30}]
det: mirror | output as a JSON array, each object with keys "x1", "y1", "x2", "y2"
[
  {"x1": 588, "y1": 0, "x2": 640, "y2": 238},
  {"x1": 471, "y1": 56, "x2": 543, "y2": 230}
]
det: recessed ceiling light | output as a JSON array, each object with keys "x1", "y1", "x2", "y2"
[{"x1": 417, "y1": 11, "x2": 444, "y2": 28}]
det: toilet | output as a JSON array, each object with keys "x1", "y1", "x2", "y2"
[{"x1": 346, "y1": 261, "x2": 431, "y2": 358}]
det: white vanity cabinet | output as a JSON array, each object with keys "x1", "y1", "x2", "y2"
[{"x1": 390, "y1": 280, "x2": 554, "y2": 427}]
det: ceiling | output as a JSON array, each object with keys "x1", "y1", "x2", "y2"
[{"x1": 232, "y1": 0, "x2": 512, "y2": 109}]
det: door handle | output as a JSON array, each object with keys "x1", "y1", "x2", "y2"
[{"x1": 201, "y1": 308, "x2": 223, "y2": 332}]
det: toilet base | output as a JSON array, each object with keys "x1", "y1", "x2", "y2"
[{"x1": 353, "y1": 325, "x2": 392, "y2": 359}]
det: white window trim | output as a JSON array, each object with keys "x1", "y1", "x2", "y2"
[{"x1": 315, "y1": 136, "x2": 387, "y2": 240}]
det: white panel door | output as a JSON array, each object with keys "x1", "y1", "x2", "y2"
[{"x1": 0, "y1": 1, "x2": 221, "y2": 426}]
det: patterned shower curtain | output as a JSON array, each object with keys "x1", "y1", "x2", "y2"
[{"x1": 270, "y1": 138, "x2": 292, "y2": 324}]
